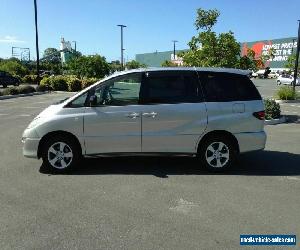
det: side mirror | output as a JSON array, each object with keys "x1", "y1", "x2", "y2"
[{"x1": 89, "y1": 95, "x2": 97, "y2": 106}]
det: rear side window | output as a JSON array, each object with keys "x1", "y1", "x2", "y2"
[
  {"x1": 199, "y1": 72, "x2": 261, "y2": 102},
  {"x1": 142, "y1": 72, "x2": 201, "y2": 104}
]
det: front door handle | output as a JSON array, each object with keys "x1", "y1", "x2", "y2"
[
  {"x1": 142, "y1": 112, "x2": 157, "y2": 118},
  {"x1": 126, "y1": 112, "x2": 139, "y2": 119}
]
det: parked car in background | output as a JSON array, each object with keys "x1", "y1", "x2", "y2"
[
  {"x1": 22, "y1": 68, "x2": 266, "y2": 173},
  {"x1": 253, "y1": 69, "x2": 265, "y2": 78},
  {"x1": 267, "y1": 71, "x2": 278, "y2": 79},
  {"x1": 0, "y1": 71, "x2": 20, "y2": 88},
  {"x1": 277, "y1": 74, "x2": 300, "y2": 86}
]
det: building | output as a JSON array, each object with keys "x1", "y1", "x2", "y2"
[
  {"x1": 136, "y1": 37, "x2": 298, "y2": 70},
  {"x1": 60, "y1": 37, "x2": 73, "y2": 64},
  {"x1": 136, "y1": 50, "x2": 186, "y2": 67}
]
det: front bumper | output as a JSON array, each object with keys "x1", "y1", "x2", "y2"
[
  {"x1": 234, "y1": 131, "x2": 267, "y2": 153},
  {"x1": 22, "y1": 137, "x2": 40, "y2": 158}
]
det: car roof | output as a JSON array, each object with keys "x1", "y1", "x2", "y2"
[{"x1": 109, "y1": 67, "x2": 251, "y2": 78}]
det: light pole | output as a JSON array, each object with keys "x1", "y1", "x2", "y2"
[
  {"x1": 293, "y1": 20, "x2": 300, "y2": 93},
  {"x1": 34, "y1": 0, "x2": 40, "y2": 84},
  {"x1": 172, "y1": 40, "x2": 178, "y2": 60},
  {"x1": 117, "y1": 24, "x2": 126, "y2": 70}
]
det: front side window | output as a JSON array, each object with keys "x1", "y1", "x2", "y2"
[
  {"x1": 142, "y1": 72, "x2": 200, "y2": 104},
  {"x1": 93, "y1": 73, "x2": 141, "y2": 106},
  {"x1": 68, "y1": 92, "x2": 89, "y2": 107}
]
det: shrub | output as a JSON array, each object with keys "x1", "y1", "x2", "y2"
[
  {"x1": 81, "y1": 77, "x2": 98, "y2": 89},
  {"x1": 2, "y1": 87, "x2": 20, "y2": 95},
  {"x1": 67, "y1": 77, "x2": 82, "y2": 92},
  {"x1": 22, "y1": 75, "x2": 38, "y2": 83},
  {"x1": 18, "y1": 85, "x2": 36, "y2": 94},
  {"x1": 264, "y1": 99, "x2": 281, "y2": 120},
  {"x1": 49, "y1": 76, "x2": 68, "y2": 91},
  {"x1": 276, "y1": 86, "x2": 297, "y2": 100},
  {"x1": 40, "y1": 76, "x2": 51, "y2": 86}
]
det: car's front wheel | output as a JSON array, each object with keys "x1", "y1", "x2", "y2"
[
  {"x1": 41, "y1": 135, "x2": 81, "y2": 173},
  {"x1": 277, "y1": 80, "x2": 281, "y2": 85},
  {"x1": 198, "y1": 135, "x2": 237, "y2": 172}
]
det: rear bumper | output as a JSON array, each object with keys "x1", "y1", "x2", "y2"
[
  {"x1": 22, "y1": 138, "x2": 40, "y2": 158},
  {"x1": 234, "y1": 131, "x2": 266, "y2": 153}
]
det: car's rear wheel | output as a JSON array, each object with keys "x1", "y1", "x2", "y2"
[
  {"x1": 198, "y1": 135, "x2": 237, "y2": 172},
  {"x1": 41, "y1": 135, "x2": 81, "y2": 173}
]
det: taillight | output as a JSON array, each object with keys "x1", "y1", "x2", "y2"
[{"x1": 253, "y1": 111, "x2": 265, "y2": 120}]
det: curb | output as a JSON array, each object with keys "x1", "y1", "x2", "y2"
[
  {"x1": 264, "y1": 116, "x2": 286, "y2": 125},
  {"x1": 275, "y1": 99, "x2": 300, "y2": 104},
  {"x1": 0, "y1": 91, "x2": 48, "y2": 100}
]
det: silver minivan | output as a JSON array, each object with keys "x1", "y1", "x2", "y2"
[{"x1": 22, "y1": 68, "x2": 266, "y2": 172}]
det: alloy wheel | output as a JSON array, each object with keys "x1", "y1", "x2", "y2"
[
  {"x1": 205, "y1": 141, "x2": 230, "y2": 168},
  {"x1": 47, "y1": 142, "x2": 73, "y2": 169}
]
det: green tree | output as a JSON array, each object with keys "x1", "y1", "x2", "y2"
[
  {"x1": 67, "y1": 54, "x2": 110, "y2": 78},
  {"x1": 43, "y1": 48, "x2": 61, "y2": 63},
  {"x1": 125, "y1": 60, "x2": 146, "y2": 69},
  {"x1": 180, "y1": 8, "x2": 258, "y2": 70},
  {"x1": 109, "y1": 60, "x2": 122, "y2": 73},
  {"x1": 285, "y1": 54, "x2": 299, "y2": 72},
  {"x1": 0, "y1": 58, "x2": 29, "y2": 77}
]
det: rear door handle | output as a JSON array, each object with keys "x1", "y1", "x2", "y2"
[
  {"x1": 126, "y1": 112, "x2": 139, "y2": 119},
  {"x1": 142, "y1": 112, "x2": 157, "y2": 118}
]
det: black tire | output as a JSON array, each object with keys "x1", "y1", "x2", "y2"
[
  {"x1": 41, "y1": 135, "x2": 81, "y2": 173},
  {"x1": 277, "y1": 80, "x2": 281, "y2": 85},
  {"x1": 198, "y1": 135, "x2": 237, "y2": 172}
]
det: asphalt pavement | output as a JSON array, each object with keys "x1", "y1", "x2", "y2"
[{"x1": 0, "y1": 86, "x2": 299, "y2": 249}]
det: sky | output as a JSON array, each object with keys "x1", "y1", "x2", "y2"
[{"x1": 0, "y1": 0, "x2": 299, "y2": 62}]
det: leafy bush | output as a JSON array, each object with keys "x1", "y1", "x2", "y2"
[
  {"x1": 66, "y1": 77, "x2": 82, "y2": 92},
  {"x1": 1, "y1": 85, "x2": 36, "y2": 96},
  {"x1": 18, "y1": 85, "x2": 36, "y2": 94},
  {"x1": 0, "y1": 59, "x2": 29, "y2": 77},
  {"x1": 49, "y1": 76, "x2": 68, "y2": 91},
  {"x1": 2, "y1": 87, "x2": 20, "y2": 95},
  {"x1": 264, "y1": 99, "x2": 281, "y2": 120},
  {"x1": 276, "y1": 86, "x2": 297, "y2": 100},
  {"x1": 81, "y1": 77, "x2": 98, "y2": 89},
  {"x1": 22, "y1": 74, "x2": 38, "y2": 83},
  {"x1": 40, "y1": 76, "x2": 51, "y2": 86}
]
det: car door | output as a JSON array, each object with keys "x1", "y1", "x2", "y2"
[
  {"x1": 140, "y1": 70, "x2": 207, "y2": 153},
  {"x1": 83, "y1": 73, "x2": 143, "y2": 155}
]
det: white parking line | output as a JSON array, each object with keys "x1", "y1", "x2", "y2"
[{"x1": 18, "y1": 114, "x2": 32, "y2": 117}]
